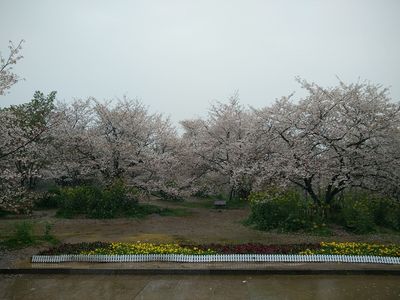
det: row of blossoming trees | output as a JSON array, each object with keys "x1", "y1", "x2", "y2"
[
  {"x1": 182, "y1": 82, "x2": 400, "y2": 207},
  {"x1": 1, "y1": 42, "x2": 400, "y2": 216}
]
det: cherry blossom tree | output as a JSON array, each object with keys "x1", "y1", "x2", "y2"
[
  {"x1": 50, "y1": 96, "x2": 190, "y2": 197},
  {"x1": 0, "y1": 40, "x2": 24, "y2": 96},
  {"x1": 255, "y1": 79, "x2": 400, "y2": 214},
  {"x1": 181, "y1": 94, "x2": 258, "y2": 199},
  {"x1": 0, "y1": 91, "x2": 56, "y2": 212}
]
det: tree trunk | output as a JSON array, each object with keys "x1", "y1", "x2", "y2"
[{"x1": 229, "y1": 186, "x2": 235, "y2": 201}]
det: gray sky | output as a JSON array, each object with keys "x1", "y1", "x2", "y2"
[{"x1": 1, "y1": 0, "x2": 399, "y2": 125}]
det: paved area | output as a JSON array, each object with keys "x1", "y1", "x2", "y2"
[
  {"x1": 1, "y1": 274, "x2": 400, "y2": 299},
  {"x1": 8, "y1": 261, "x2": 400, "y2": 271}
]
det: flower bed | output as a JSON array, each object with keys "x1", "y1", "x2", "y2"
[
  {"x1": 195, "y1": 243, "x2": 320, "y2": 254},
  {"x1": 300, "y1": 242, "x2": 400, "y2": 257},
  {"x1": 82, "y1": 242, "x2": 215, "y2": 255},
  {"x1": 38, "y1": 241, "x2": 400, "y2": 257}
]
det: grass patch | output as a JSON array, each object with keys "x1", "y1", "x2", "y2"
[
  {"x1": 127, "y1": 204, "x2": 192, "y2": 218},
  {"x1": 0, "y1": 221, "x2": 59, "y2": 250},
  {"x1": 242, "y1": 217, "x2": 333, "y2": 237},
  {"x1": 226, "y1": 198, "x2": 248, "y2": 209},
  {"x1": 158, "y1": 207, "x2": 192, "y2": 217},
  {"x1": 177, "y1": 199, "x2": 215, "y2": 209},
  {"x1": 55, "y1": 203, "x2": 192, "y2": 219}
]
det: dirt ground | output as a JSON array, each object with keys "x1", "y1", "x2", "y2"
[{"x1": 1, "y1": 198, "x2": 400, "y2": 268}]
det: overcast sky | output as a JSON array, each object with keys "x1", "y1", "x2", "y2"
[{"x1": 1, "y1": 0, "x2": 399, "y2": 125}]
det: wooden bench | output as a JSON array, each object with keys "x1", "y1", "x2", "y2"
[{"x1": 214, "y1": 200, "x2": 227, "y2": 208}]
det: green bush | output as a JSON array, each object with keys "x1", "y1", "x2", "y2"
[
  {"x1": 34, "y1": 187, "x2": 62, "y2": 209},
  {"x1": 52, "y1": 181, "x2": 189, "y2": 219},
  {"x1": 56, "y1": 185, "x2": 100, "y2": 218},
  {"x1": 340, "y1": 198, "x2": 375, "y2": 234},
  {"x1": 55, "y1": 181, "x2": 139, "y2": 218},
  {"x1": 247, "y1": 189, "x2": 324, "y2": 232},
  {"x1": 226, "y1": 197, "x2": 247, "y2": 209},
  {"x1": 14, "y1": 221, "x2": 35, "y2": 244},
  {"x1": 334, "y1": 192, "x2": 400, "y2": 233},
  {"x1": 87, "y1": 181, "x2": 138, "y2": 218},
  {"x1": 370, "y1": 196, "x2": 400, "y2": 230}
]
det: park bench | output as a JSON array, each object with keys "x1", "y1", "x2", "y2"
[{"x1": 214, "y1": 200, "x2": 226, "y2": 208}]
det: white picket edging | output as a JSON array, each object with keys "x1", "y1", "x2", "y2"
[{"x1": 31, "y1": 254, "x2": 400, "y2": 264}]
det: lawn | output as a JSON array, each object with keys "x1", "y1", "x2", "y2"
[{"x1": 1, "y1": 197, "x2": 399, "y2": 268}]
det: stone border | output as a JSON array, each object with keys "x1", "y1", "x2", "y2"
[
  {"x1": 31, "y1": 254, "x2": 400, "y2": 264},
  {"x1": 2, "y1": 268, "x2": 400, "y2": 275}
]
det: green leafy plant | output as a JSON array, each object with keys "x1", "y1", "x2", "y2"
[
  {"x1": 54, "y1": 180, "x2": 139, "y2": 218},
  {"x1": 226, "y1": 197, "x2": 247, "y2": 209},
  {"x1": 51, "y1": 181, "x2": 191, "y2": 219},
  {"x1": 3, "y1": 221, "x2": 36, "y2": 248},
  {"x1": 369, "y1": 196, "x2": 400, "y2": 230},
  {"x1": 14, "y1": 221, "x2": 35, "y2": 244},
  {"x1": 42, "y1": 221, "x2": 58, "y2": 244},
  {"x1": 332, "y1": 192, "x2": 400, "y2": 234},
  {"x1": 34, "y1": 187, "x2": 62, "y2": 209},
  {"x1": 246, "y1": 189, "x2": 325, "y2": 232},
  {"x1": 0, "y1": 221, "x2": 60, "y2": 249},
  {"x1": 340, "y1": 197, "x2": 375, "y2": 234}
]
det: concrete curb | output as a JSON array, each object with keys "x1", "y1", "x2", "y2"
[{"x1": 1, "y1": 268, "x2": 400, "y2": 275}]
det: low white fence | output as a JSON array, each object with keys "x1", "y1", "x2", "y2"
[{"x1": 31, "y1": 254, "x2": 400, "y2": 264}]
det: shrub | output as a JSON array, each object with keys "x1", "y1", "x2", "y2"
[
  {"x1": 87, "y1": 181, "x2": 138, "y2": 218},
  {"x1": 52, "y1": 181, "x2": 188, "y2": 219},
  {"x1": 369, "y1": 196, "x2": 400, "y2": 231},
  {"x1": 55, "y1": 181, "x2": 139, "y2": 218},
  {"x1": 340, "y1": 197, "x2": 375, "y2": 234},
  {"x1": 34, "y1": 187, "x2": 62, "y2": 209},
  {"x1": 247, "y1": 189, "x2": 324, "y2": 232},
  {"x1": 13, "y1": 221, "x2": 35, "y2": 244},
  {"x1": 333, "y1": 192, "x2": 400, "y2": 233},
  {"x1": 56, "y1": 185, "x2": 101, "y2": 218},
  {"x1": 226, "y1": 197, "x2": 247, "y2": 209}
]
